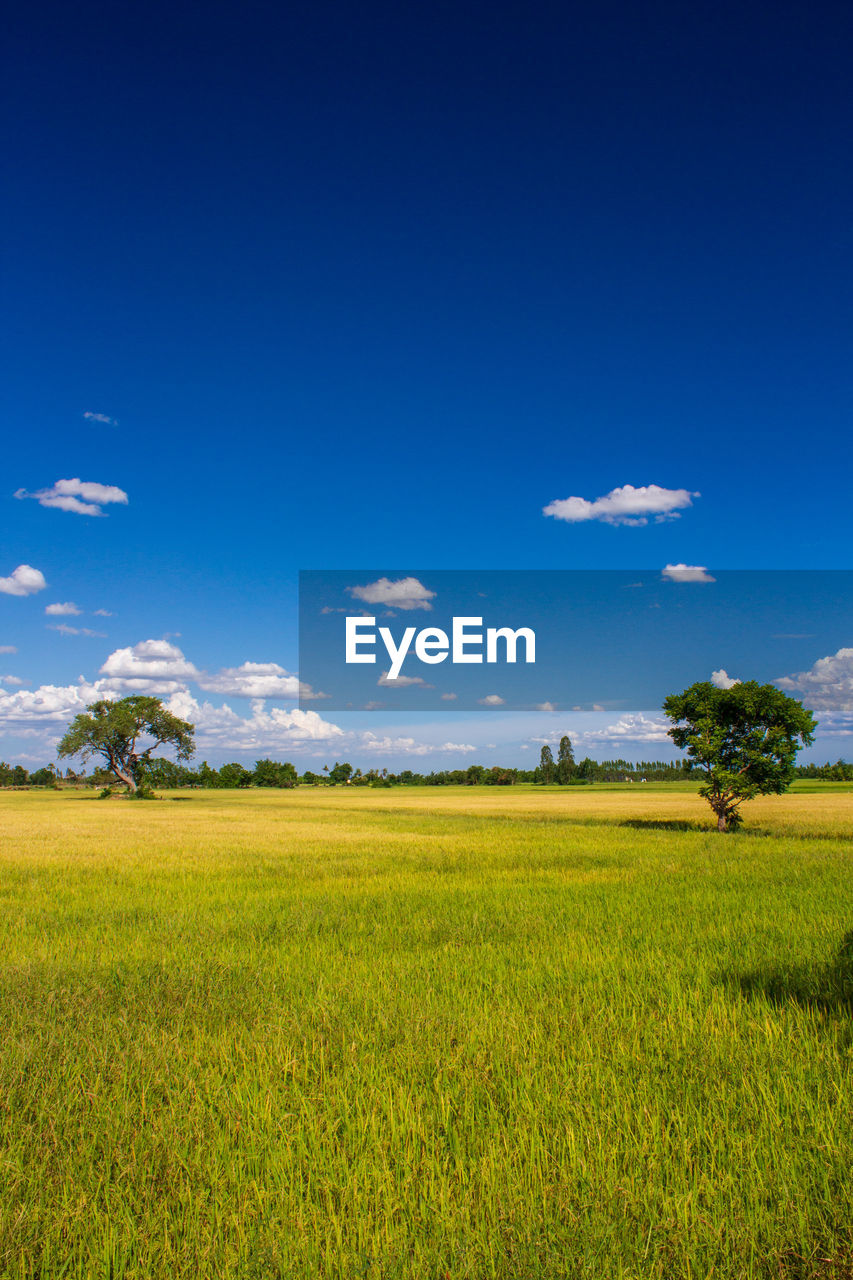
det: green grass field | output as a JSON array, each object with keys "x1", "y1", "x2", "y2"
[{"x1": 1, "y1": 785, "x2": 852, "y2": 1279}]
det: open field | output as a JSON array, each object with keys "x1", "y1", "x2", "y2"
[{"x1": 1, "y1": 785, "x2": 852, "y2": 1279}]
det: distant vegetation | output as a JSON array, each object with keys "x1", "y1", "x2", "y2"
[{"x1": 3, "y1": 755, "x2": 851, "y2": 790}]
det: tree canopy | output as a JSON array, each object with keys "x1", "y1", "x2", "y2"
[
  {"x1": 57, "y1": 695, "x2": 195, "y2": 792},
  {"x1": 663, "y1": 680, "x2": 816, "y2": 830}
]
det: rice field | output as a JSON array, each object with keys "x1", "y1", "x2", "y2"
[{"x1": 1, "y1": 784, "x2": 852, "y2": 1279}]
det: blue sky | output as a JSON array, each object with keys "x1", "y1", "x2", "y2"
[{"x1": 2, "y1": 0, "x2": 851, "y2": 768}]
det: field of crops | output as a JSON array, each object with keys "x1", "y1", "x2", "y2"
[{"x1": 1, "y1": 784, "x2": 852, "y2": 1279}]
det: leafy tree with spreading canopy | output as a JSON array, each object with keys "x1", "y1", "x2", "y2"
[
  {"x1": 662, "y1": 680, "x2": 816, "y2": 831},
  {"x1": 57, "y1": 695, "x2": 195, "y2": 793}
]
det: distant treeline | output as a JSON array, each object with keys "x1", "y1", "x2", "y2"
[{"x1": 3, "y1": 756, "x2": 851, "y2": 790}]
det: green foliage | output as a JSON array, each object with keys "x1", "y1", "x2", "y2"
[
  {"x1": 663, "y1": 680, "x2": 817, "y2": 830},
  {"x1": 556, "y1": 734, "x2": 576, "y2": 784},
  {"x1": 253, "y1": 759, "x2": 298, "y2": 788},
  {"x1": 220, "y1": 762, "x2": 253, "y2": 788},
  {"x1": 28, "y1": 767, "x2": 55, "y2": 787},
  {"x1": 57, "y1": 696, "x2": 195, "y2": 793},
  {"x1": 538, "y1": 744, "x2": 554, "y2": 784}
]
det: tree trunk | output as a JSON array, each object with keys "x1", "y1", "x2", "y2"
[
  {"x1": 112, "y1": 764, "x2": 136, "y2": 792},
  {"x1": 717, "y1": 812, "x2": 727, "y2": 832}
]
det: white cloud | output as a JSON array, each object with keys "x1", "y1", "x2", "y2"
[
  {"x1": 776, "y1": 648, "x2": 853, "y2": 716},
  {"x1": 48, "y1": 624, "x2": 107, "y2": 638},
  {"x1": 0, "y1": 680, "x2": 104, "y2": 724},
  {"x1": 15, "y1": 478, "x2": 128, "y2": 517},
  {"x1": 357, "y1": 732, "x2": 476, "y2": 757},
  {"x1": 0, "y1": 675, "x2": 26, "y2": 687},
  {"x1": 164, "y1": 692, "x2": 345, "y2": 750},
  {"x1": 544, "y1": 484, "x2": 698, "y2": 527},
  {"x1": 479, "y1": 694, "x2": 505, "y2": 706},
  {"x1": 377, "y1": 671, "x2": 433, "y2": 687},
  {"x1": 536, "y1": 701, "x2": 557, "y2": 712},
  {"x1": 99, "y1": 639, "x2": 199, "y2": 694},
  {"x1": 0, "y1": 646, "x2": 18, "y2": 654},
  {"x1": 93, "y1": 609, "x2": 113, "y2": 617},
  {"x1": 661, "y1": 563, "x2": 716, "y2": 583},
  {"x1": 441, "y1": 692, "x2": 458, "y2": 701},
  {"x1": 711, "y1": 669, "x2": 740, "y2": 689},
  {"x1": 347, "y1": 576, "x2": 436, "y2": 611},
  {"x1": 582, "y1": 713, "x2": 671, "y2": 744},
  {"x1": 0, "y1": 565, "x2": 47, "y2": 596},
  {"x1": 83, "y1": 411, "x2": 117, "y2": 425},
  {"x1": 198, "y1": 662, "x2": 302, "y2": 699},
  {"x1": 45, "y1": 602, "x2": 81, "y2": 616}
]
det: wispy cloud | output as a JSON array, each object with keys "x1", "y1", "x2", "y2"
[
  {"x1": 347, "y1": 576, "x2": 435, "y2": 611},
  {"x1": 377, "y1": 671, "x2": 433, "y2": 688},
  {"x1": 48, "y1": 624, "x2": 107, "y2": 638},
  {"x1": 92, "y1": 609, "x2": 113, "y2": 617},
  {"x1": 0, "y1": 646, "x2": 17, "y2": 655},
  {"x1": 357, "y1": 732, "x2": 476, "y2": 756},
  {"x1": 45, "y1": 602, "x2": 81, "y2": 616},
  {"x1": 478, "y1": 694, "x2": 505, "y2": 706},
  {"x1": 661, "y1": 563, "x2": 715, "y2": 583},
  {"x1": 83, "y1": 411, "x2": 118, "y2": 425},
  {"x1": 0, "y1": 675, "x2": 26, "y2": 686},
  {"x1": 441, "y1": 692, "x2": 458, "y2": 701},
  {"x1": 0, "y1": 565, "x2": 47, "y2": 596},
  {"x1": 544, "y1": 484, "x2": 698, "y2": 527},
  {"x1": 15, "y1": 478, "x2": 128, "y2": 517}
]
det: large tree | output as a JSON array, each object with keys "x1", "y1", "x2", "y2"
[
  {"x1": 539, "y1": 744, "x2": 554, "y2": 784},
  {"x1": 556, "y1": 734, "x2": 576, "y2": 784},
  {"x1": 662, "y1": 680, "x2": 816, "y2": 831},
  {"x1": 57, "y1": 695, "x2": 195, "y2": 792}
]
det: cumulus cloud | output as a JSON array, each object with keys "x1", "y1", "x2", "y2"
[
  {"x1": 15, "y1": 478, "x2": 128, "y2": 517},
  {"x1": 0, "y1": 675, "x2": 26, "y2": 686},
  {"x1": 198, "y1": 661, "x2": 300, "y2": 699},
  {"x1": 479, "y1": 694, "x2": 505, "y2": 706},
  {"x1": 83, "y1": 411, "x2": 117, "y2": 425},
  {"x1": 198, "y1": 661, "x2": 325, "y2": 701},
  {"x1": 536, "y1": 701, "x2": 557, "y2": 712},
  {"x1": 533, "y1": 713, "x2": 671, "y2": 748},
  {"x1": 0, "y1": 680, "x2": 104, "y2": 724},
  {"x1": 0, "y1": 565, "x2": 47, "y2": 596},
  {"x1": 711, "y1": 669, "x2": 740, "y2": 689},
  {"x1": 347, "y1": 577, "x2": 436, "y2": 611},
  {"x1": 661, "y1": 563, "x2": 716, "y2": 583},
  {"x1": 45, "y1": 602, "x2": 81, "y2": 616},
  {"x1": 99, "y1": 639, "x2": 199, "y2": 694},
  {"x1": 164, "y1": 691, "x2": 345, "y2": 750},
  {"x1": 377, "y1": 671, "x2": 433, "y2": 687},
  {"x1": 582, "y1": 713, "x2": 671, "y2": 743},
  {"x1": 776, "y1": 647, "x2": 853, "y2": 716},
  {"x1": 544, "y1": 484, "x2": 698, "y2": 527}
]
